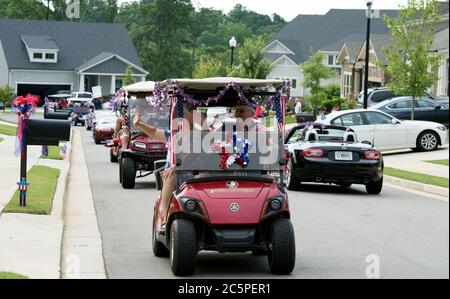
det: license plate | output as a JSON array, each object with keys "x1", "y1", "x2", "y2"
[
  {"x1": 335, "y1": 151, "x2": 353, "y2": 161},
  {"x1": 151, "y1": 145, "x2": 161, "y2": 150}
]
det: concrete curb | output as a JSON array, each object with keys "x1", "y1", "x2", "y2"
[{"x1": 384, "y1": 175, "x2": 449, "y2": 198}]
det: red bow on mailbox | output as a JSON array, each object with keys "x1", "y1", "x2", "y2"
[{"x1": 12, "y1": 94, "x2": 37, "y2": 156}]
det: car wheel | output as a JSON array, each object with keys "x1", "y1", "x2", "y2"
[
  {"x1": 416, "y1": 131, "x2": 439, "y2": 152},
  {"x1": 366, "y1": 177, "x2": 383, "y2": 195},
  {"x1": 86, "y1": 126, "x2": 92, "y2": 131},
  {"x1": 268, "y1": 218, "x2": 296, "y2": 275},
  {"x1": 119, "y1": 158, "x2": 123, "y2": 184},
  {"x1": 170, "y1": 219, "x2": 197, "y2": 276},
  {"x1": 152, "y1": 213, "x2": 169, "y2": 258},
  {"x1": 285, "y1": 160, "x2": 302, "y2": 191},
  {"x1": 121, "y1": 157, "x2": 136, "y2": 189},
  {"x1": 110, "y1": 148, "x2": 118, "y2": 163}
]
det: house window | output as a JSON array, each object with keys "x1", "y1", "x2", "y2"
[
  {"x1": 46, "y1": 53, "x2": 55, "y2": 60},
  {"x1": 343, "y1": 73, "x2": 352, "y2": 98},
  {"x1": 33, "y1": 52, "x2": 43, "y2": 59},
  {"x1": 328, "y1": 55, "x2": 335, "y2": 66},
  {"x1": 292, "y1": 79, "x2": 297, "y2": 89}
]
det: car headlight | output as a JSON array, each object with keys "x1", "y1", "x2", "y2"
[
  {"x1": 185, "y1": 200, "x2": 198, "y2": 212},
  {"x1": 268, "y1": 196, "x2": 286, "y2": 212},
  {"x1": 134, "y1": 142, "x2": 147, "y2": 149},
  {"x1": 437, "y1": 125, "x2": 446, "y2": 131}
]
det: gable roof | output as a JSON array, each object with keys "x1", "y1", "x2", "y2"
[
  {"x1": 370, "y1": 34, "x2": 395, "y2": 65},
  {"x1": 266, "y1": 9, "x2": 398, "y2": 64},
  {"x1": 75, "y1": 52, "x2": 148, "y2": 74},
  {"x1": 21, "y1": 35, "x2": 59, "y2": 50},
  {"x1": 0, "y1": 19, "x2": 143, "y2": 71}
]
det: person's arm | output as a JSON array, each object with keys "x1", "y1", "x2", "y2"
[{"x1": 133, "y1": 114, "x2": 167, "y2": 143}]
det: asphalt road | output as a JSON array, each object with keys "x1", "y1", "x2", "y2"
[{"x1": 80, "y1": 128, "x2": 449, "y2": 279}]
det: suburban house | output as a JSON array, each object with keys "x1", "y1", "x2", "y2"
[
  {"x1": 337, "y1": 1, "x2": 449, "y2": 99},
  {"x1": 337, "y1": 34, "x2": 394, "y2": 99},
  {"x1": 430, "y1": 7, "x2": 449, "y2": 98},
  {"x1": 264, "y1": 9, "x2": 397, "y2": 98},
  {"x1": 0, "y1": 19, "x2": 148, "y2": 100}
]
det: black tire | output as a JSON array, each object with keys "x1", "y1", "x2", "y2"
[
  {"x1": 170, "y1": 219, "x2": 197, "y2": 276},
  {"x1": 416, "y1": 131, "x2": 439, "y2": 152},
  {"x1": 285, "y1": 160, "x2": 302, "y2": 191},
  {"x1": 86, "y1": 126, "x2": 92, "y2": 131},
  {"x1": 119, "y1": 158, "x2": 123, "y2": 184},
  {"x1": 121, "y1": 157, "x2": 136, "y2": 189},
  {"x1": 110, "y1": 148, "x2": 118, "y2": 163},
  {"x1": 95, "y1": 137, "x2": 101, "y2": 145},
  {"x1": 366, "y1": 177, "x2": 383, "y2": 195},
  {"x1": 152, "y1": 214, "x2": 169, "y2": 257},
  {"x1": 268, "y1": 218, "x2": 296, "y2": 275}
]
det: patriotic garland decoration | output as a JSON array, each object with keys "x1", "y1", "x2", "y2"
[
  {"x1": 211, "y1": 133, "x2": 252, "y2": 169},
  {"x1": 12, "y1": 95, "x2": 37, "y2": 156},
  {"x1": 17, "y1": 179, "x2": 30, "y2": 200}
]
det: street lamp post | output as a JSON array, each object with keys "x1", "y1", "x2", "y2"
[
  {"x1": 229, "y1": 36, "x2": 237, "y2": 68},
  {"x1": 363, "y1": 0, "x2": 373, "y2": 110}
]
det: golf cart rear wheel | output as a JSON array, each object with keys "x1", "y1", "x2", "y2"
[
  {"x1": 170, "y1": 219, "x2": 197, "y2": 276},
  {"x1": 152, "y1": 214, "x2": 169, "y2": 257},
  {"x1": 268, "y1": 218, "x2": 296, "y2": 275},
  {"x1": 366, "y1": 177, "x2": 383, "y2": 195},
  {"x1": 121, "y1": 157, "x2": 136, "y2": 189},
  {"x1": 110, "y1": 148, "x2": 118, "y2": 163}
]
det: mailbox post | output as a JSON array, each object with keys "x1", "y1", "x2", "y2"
[{"x1": 13, "y1": 95, "x2": 71, "y2": 207}]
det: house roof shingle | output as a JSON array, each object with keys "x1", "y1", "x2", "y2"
[
  {"x1": 0, "y1": 19, "x2": 143, "y2": 71},
  {"x1": 267, "y1": 9, "x2": 398, "y2": 64}
]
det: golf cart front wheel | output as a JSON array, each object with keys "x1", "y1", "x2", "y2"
[
  {"x1": 170, "y1": 219, "x2": 198, "y2": 276},
  {"x1": 121, "y1": 157, "x2": 136, "y2": 189},
  {"x1": 268, "y1": 218, "x2": 296, "y2": 275}
]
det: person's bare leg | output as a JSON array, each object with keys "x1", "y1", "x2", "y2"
[{"x1": 159, "y1": 172, "x2": 176, "y2": 223}]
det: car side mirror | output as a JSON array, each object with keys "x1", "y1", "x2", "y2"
[
  {"x1": 392, "y1": 119, "x2": 400, "y2": 125},
  {"x1": 362, "y1": 141, "x2": 372, "y2": 146}
]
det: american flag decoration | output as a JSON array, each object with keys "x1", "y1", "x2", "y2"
[
  {"x1": 274, "y1": 91, "x2": 285, "y2": 132},
  {"x1": 17, "y1": 179, "x2": 30, "y2": 206}
]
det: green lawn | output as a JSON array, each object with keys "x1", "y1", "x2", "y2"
[
  {"x1": 0, "y1": 137, "x2": 4, "y2": 143},
  {"x1": 0, "y1": 124, "x2": 17, "y2": 136},
  {"x1": 425, "y1": 159, "x2": 449, "y2": 166},
  {"x1": 385, "y1": 167, "x2": 449, "y2": 188},
  {"x1": 0, "y1": 117, "x2": 17, "y2": 125},
  {"x1": 3, "y1": 165, "x2": 60, "y2": 215},
  {"x1": 41, "y1": 146, "x2": 63, "y2": 160},
  {"x1": 0, "y1": 272, "x2": 28, "y2": 279}
]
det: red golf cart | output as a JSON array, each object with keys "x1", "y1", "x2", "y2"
[
  {"x1": 152, "y1": 78, "x2": 296, "y2": 276},
  {"x1": 116, "y1": 82, "x2": 169, "y2": 189}
]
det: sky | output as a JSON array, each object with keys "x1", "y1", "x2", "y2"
[{"x1": 118, "y1": 0, "x2": 410, "y2": 21}]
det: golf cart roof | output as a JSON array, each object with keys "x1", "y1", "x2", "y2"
[
  {"x1": 124, "y1": 81, "x2": 156, "y2": 93},
  {"x1": 163, "y1": 77, "x2": 286, "y2": 90}
]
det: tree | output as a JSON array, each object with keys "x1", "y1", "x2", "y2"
[
  {"x1": 228, "y1": 36, "x2": 272, "y2": 79},
  {"x1": 193, "y1": 56, "x2": 227, "y2": 79},
  {"x1": 0, "y1": 85, "x2": 16, "y2": 107},
  {"x1": 382, "y1": 0, "x2": 441, "y2": 120},
  {"x1": 123, "y1": 65, "x2": 135, "y2": 86},
  {"x1": 300, "y1": 52, "x2": 336, "y2": 111}
]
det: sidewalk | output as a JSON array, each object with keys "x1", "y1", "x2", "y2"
[
  {"x1": 0, "y1": 134, "x2": 70, "y2": 278},
  {"x1": 383, "y1": 145, "x2": 449, "y2": 179}
]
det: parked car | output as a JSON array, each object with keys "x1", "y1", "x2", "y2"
[
  {"x1": 68, "y1": 92, "x2": 93, "y2": 106},
  {"x1": 319, "y1": 109, "x2": 447, "y2": 152},
  {"x1": 285, "y1": 124, "x2": 384, "y2": 194},
  {"x1": 357, "y1": 87, "x2": 448, "y2": 108},
  {"x1": 374, "y1": 97, "x2": 449, "y2": 127},
  {"x1": 93, "y1": 114, "x2": 117, "y2": 144}
]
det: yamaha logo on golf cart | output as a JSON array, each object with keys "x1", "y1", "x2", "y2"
[
  {"x1": 230, "y1": 203, "x2": 240, "y2": 213},
  {"x1": 226, "y1": 181, "x2": 239, "y2": 189}
]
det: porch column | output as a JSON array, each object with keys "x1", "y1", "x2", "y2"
[
  {"x1": 140, "y1": 76, "x2": 145, "y2": 82},
  {"x1": 110, "y1": 75, "x2": 116, "y2": 95},
  {"x1": 79, "y1": 74, "x2": 85, "y2": 92}
]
